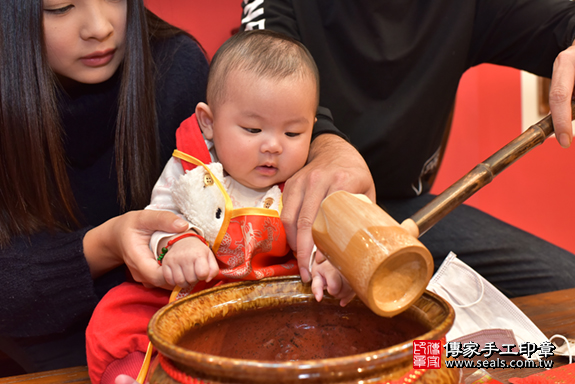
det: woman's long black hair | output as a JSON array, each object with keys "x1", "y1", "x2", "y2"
[{"x1": 0, "y1": 0, "x2": 197, "y2": 246}]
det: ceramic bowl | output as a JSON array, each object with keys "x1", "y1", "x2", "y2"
[{"x1": 147, "y1": 276, "x2": 458, "y2": 384}]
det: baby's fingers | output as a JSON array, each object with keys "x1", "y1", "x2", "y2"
[
  {"x1": 171, "y1": 266, "x2": 190, "y2": 288},
  {"x1": 311, "y1": 273, "x2": 327, "y2": 302},
  {"x1": 325, "y1": 271, "x2": 342, "y2": 297},
  {"x1": 191, "y1": 256, "x2": 211, "y2": 282},
  {"x1": 324, "y1": 269, "x2": 356, "y2": 306},
  {"x1": 339, "y1": 291, "x2": 356, "y2": 307},
  {"x1": 162, "y1": 266, "x2": 178, "y2": 288},
  {"x1": 207, "y1": 253, "x2": 220, "y2": 282}
]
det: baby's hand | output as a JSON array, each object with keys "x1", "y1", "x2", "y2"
[
  {"x1": 161, "y1": 236, "x2": 219, "y2": 288},
  {"x1": 310, "y1": 250, "x2": 355, "y2": 307}
]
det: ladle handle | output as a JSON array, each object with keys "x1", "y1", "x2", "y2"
[{"x1": 409, "y1": 101, "x2": 575, "y2": 237}]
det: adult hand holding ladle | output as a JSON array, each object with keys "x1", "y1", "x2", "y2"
[{"x1": 312, "y1": 101, "x2": 575, "y2": 317}]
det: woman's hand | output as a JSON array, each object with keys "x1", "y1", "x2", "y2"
[
  {"x1": 281, "y1": 134, "x2": 376, "y2": 283},
  {"x1": 83, "y1": 210, "x2": 189, "y2": 289}
]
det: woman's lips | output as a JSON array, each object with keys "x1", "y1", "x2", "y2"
[{"x1": 80, "y1": 49, "x2": 115, "y2": 67}]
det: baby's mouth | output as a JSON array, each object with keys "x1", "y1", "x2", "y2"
[{"x1": 256, "y1": 164, "x2": 278, "y2": 175}]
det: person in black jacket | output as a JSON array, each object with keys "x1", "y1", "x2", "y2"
[{"x1": 241, "y1": 0, "x2": 575, "y2": 298}]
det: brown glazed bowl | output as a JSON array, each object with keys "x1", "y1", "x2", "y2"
[{"x1": 147, "y1": 276, "x2": 458, "y2": 384}]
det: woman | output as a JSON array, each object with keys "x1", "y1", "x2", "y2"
[{"x1": 0, "y1": 0, "x2": 208, "y2": 372}]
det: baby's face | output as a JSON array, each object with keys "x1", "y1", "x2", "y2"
[{"x1": 208, "y1": 71, "x2": 316, "y2": 191}]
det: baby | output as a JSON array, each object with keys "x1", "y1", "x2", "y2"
[
  {"x1": 87, "y1": 30, "x2": 355, "y2": 384},
  {"x1": 147, "y1": 29, "x2": 352, "y2": 302}
]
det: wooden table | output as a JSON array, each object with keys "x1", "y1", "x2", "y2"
[
  {"x1": 0, "y1": 366, "x2": 90, "y2": 384},
  {"x1": 1, "y1": 288, "x2": 573, "y2": 384}
]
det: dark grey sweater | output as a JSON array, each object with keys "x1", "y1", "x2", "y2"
[{"x1": 0, "y1": 34, "x2": 208, "y2": 370}]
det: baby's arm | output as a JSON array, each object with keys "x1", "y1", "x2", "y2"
[
  {"x1": 310, "y1": 250, "x2": 355, "y2": 307},
  {"x1": 146, "y1": 157, "x2": 206, "y2": 260},
  {"x1": 158, "y1": 233, "x2": 219, "y2": 288}
]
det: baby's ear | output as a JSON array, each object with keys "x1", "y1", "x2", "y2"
[{"x1": 195, "y1": 102, "x2": 214, "y2": 140}]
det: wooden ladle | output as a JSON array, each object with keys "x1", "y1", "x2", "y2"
[{"x1": 312, "y1": 103, "x2": 575, "y2": 317}]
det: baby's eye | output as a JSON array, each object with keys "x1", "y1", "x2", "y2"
[
  {"x1": 285, "y1": 132, "x2": 301, "y2": 137},
  {"x1": 44, "y1": 5, "x2": 74, "y2": 14},
  {"x1": 242, "y1": 127, "x2": 261, "y2": 134}
]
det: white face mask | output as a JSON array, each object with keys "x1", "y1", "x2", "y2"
[{"x1": 426, "y1": 252, "x2": 549, "y2": 359}]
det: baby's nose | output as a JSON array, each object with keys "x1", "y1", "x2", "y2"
[{"x1": 261, "y1": 138, "x2": 282, "y2": 154}]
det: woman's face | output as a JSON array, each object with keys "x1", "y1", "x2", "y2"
[{"x1": 42, "y1": 0, "x2": 127, "y2": 85}]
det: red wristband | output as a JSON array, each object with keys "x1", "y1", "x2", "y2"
[
  {"x1": 157, "y1": 233, "x2": 210, "y2": 265},
  {"x1": 167, "y1": 233, "x2": 209, "y2": 248}
]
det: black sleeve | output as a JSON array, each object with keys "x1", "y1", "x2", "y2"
[
  {"x1": 153, "y1": 34, "x2": 210, "y2": 162},
  {"x1": 470, "y1": 0, "x2": 575, "y2": 77},
  {"x1": 0, "y1": 229, "x2": 123, "y2": 338},
  {"x1": 240, "y1": 0, "x2": 349, "y2": 142},
  {"x1": 313, "y1": 106, "x2": 349, "y2": 141}
]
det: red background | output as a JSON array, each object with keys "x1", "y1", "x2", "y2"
[{"x1": 145, "y1": 0, "x2": 575, "y2": 255}]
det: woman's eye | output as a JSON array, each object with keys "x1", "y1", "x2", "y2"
[
  {"x1": 44, "y1": 5, "x2": 74, "y2": 14},
  {"x1": 285, "y1": 132, "x2": 301, "y2": 137}
]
